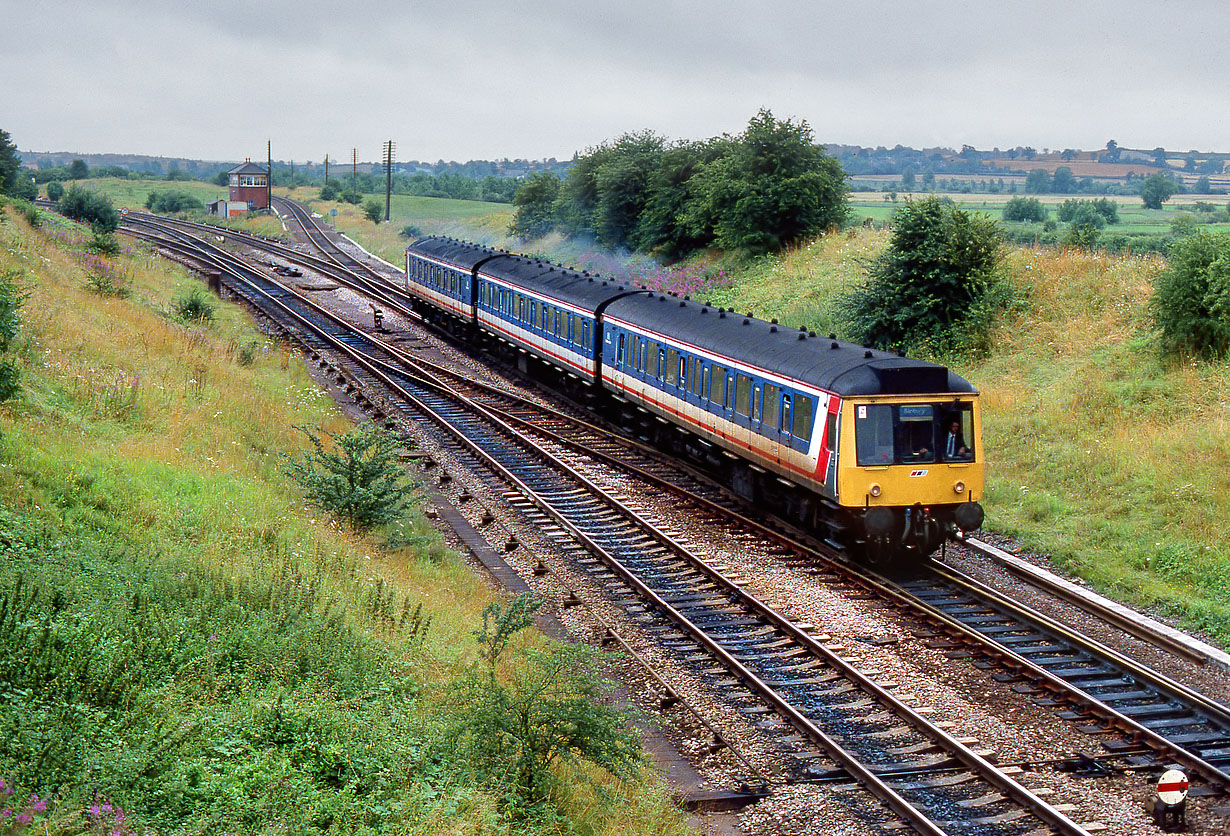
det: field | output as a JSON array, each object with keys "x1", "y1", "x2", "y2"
[{"x1": 0, "y1": 203, "x2": 690, "y2": 835}]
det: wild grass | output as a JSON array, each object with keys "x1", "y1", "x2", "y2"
[{"x1": 0, "y1": 206, "x2": 692, "y2": 835}]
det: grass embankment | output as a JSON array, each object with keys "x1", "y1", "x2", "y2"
[
  {"x1": 0, "y1": 206, "x2": 689, "y2": 835},
  {"x1": 688, "y1": 231, "x2": 1230, "y2": 646}
]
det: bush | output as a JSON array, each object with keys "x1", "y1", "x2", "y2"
[
  {"x1": 284, "y1": 422, "x2": 418, "y2": 531},
  {"x1": 837, "y1": 197, "x2": 1008, "y2": 354},
  {"x1": 45, "y1": 180, "x2": 64, "y2": 202},
  {"x1": 145, "y1": 189, "x2": 204, "y2": 214},
  {"x1": 443, "y1": 594, "x2": 644, "y2": 806},
  {"x1": 0, "y1": 269, "x2": 24, "y2": 404},
  {"x1": 1057, "y1": 198, "x2": 1119, "y2": 225},
  {"x1": 1003, "y1": 196, "x2": 1046, "y2": 223},
  {"x1": 362, "y1": 199, "x2": 383, "y2": 223},
  {"x1": 1062, "y1": 203, "x2": 1106, "y2": 249},
  {"x1": 57, "y1": 184, "x2": 120, "y2": 232},
  {"x1": 1150, "y1": 230, "x2": 1230, "y2": 360},
  {"x1": 171, "y1": 285, "x2": 216, "y2": 324},
  {"x1": 398, "y1": 223, "x2": 423, "y2": 239}
]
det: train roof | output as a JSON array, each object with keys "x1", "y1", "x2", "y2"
[
  {"x1": 406, "y1": 236, "x2": 494, "y2": 268},
  {"x1": 476, "y1": 252, "x2": 645, "y2": 311},
  {"x1": 603, "y1": 292, "x2": 977, "y2": 398}
]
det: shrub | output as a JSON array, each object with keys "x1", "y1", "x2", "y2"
[
  {"x1": 399, "y1": 223, "x2": 423, "y2": 239},
  {"x1": 58, "y1": 184, "x2": 120, "y2": 232},
  {"x1": 144, "y1": 189, "x2": 204, "y2": 214},
  {"x1": 284, "y1": 422, "x2": 418, "y2": 531},
  {"x1": 837, "y1": 197, "x2": 1008, "y2": 354},
  {"x1": 362, "y1": 199, "x2": 383, "y2": 223},
  {"x1": 82, "y1": 253, "x2": 130, "y2": 298},
  {"x1": 443, "y1": 594, "x2": 645, "y2": 805},
  {"x1": 1003, "y1": 196, "x2": 1045, "y2": 223},
  {"x1": 1150, "y1": 230, "x2": 1230, "y2": 360},
  {"x1": 0, "y1": 269, "x2": 23, "y2": 404},
  {"x1": 45, "y1": 180, "x2": 64, "y2": 202},
  {"x1": 318, "y1": 181, "x2": 339, "y2": 201},
  {"x1": 1062, "y1": 203, "x2": 1106, "y2": 249},
  {"x1": 171, "y1": 285, "x2": 216, "y2": 324},
  {"x1": 1057, "y1": 198, "x2": 1119, "y2": 225}
]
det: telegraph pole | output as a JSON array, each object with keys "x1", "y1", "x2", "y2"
[
  {"x1": 382, "y1": 140, "x2": 395, "y2": 221},
  {"x1": 351, "y1": 148, "x2": 357, "y2": 203},
  {"x1": 266, "y1": 140, "x2": 272, "y2": 209},
  {"x1": 324, "y1": 153, "x2": 329, "y2": 189}
]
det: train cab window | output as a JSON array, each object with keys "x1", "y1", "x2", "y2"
[
  {"x1": 856, "y1": 404, "x2": 896, "y2": 465},
  {"x1": 792, "y1": 395, "x2": 814, "y2": 440},
  {"x1": 854, "y1": 402, "x2": 975, "y2": 466},
  {"x1": 710, "y1": 365, "x2": 726, "y2": 406},
  {"x1": 763, "y1": 383, "x2": 780, "y2": 428},
  {"x1": 735, "y1": 374, "x2": 752, "y2": 417}
]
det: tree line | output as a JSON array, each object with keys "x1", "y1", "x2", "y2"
[{"x1": 509, "y1": 110, "x2": 850, "y2": 257}]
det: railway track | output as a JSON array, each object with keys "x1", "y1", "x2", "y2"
[
  {"x1": 119, "y1": 214, "x2": 1099, "y2": 835},
  {"x1": 121, "y1": 202, "x2": 1230, "y2": 831}
]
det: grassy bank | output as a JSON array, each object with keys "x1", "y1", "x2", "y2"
[{"x1": 0, "y1": 204, "x2": 690, "y2": 835}]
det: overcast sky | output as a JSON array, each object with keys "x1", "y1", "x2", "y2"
[{"x1": 4, "y1": 0, "x2": 1228, "y2": 164}]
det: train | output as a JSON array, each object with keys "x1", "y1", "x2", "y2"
[{"x1": 404, "y1": 237, "x2": 985, "y2": 565}]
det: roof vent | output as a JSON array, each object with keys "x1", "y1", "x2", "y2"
[
  {"x1": 719, "y1": 311, "x2": 726, "y2": 318},
  {"x1": 799, "y1": 325, "x2": 807, "y2": 332},
  {"x1": 897, "y1": 348, "x2": 906, "y2": 357},
  {"x1": 684, "y1": 295, "x2": 690, "y2": 301},
  {"x1": 601, "y1": 281, "x2": 607, "y2": 286},
  {"x1": 679, "y1": 301, "x2": 686, "y2": 307},
  {"x1": 588, "y1": 277, "x2": 594, "y2": 282},
  {"x1": 809, "y1": 331, "x2": 816, "y2": 337},
  {"x1": 798, "y1": 333, "x2": 806, "y2": 341},
  {"x1": 770, "y1": 325, "x2": 777, "y2": 333},
  {"x1": 831, "y1": 341, "x2": 840, "y2": 349},
  {"x1": 771, "y1": 318, "x2": 778, "y2": 325},
  {"x1": 704, "y1": 300, "x2": 713, "y2": 307},
  {"x1": 701, "y1": 307, "x2": 708, "y2": 314},
  {"x1": 548, "y1": 266, "x2": 554, "y2": 271},
  {"x1": 746, "y1": 312, "x2": 753, "y2": 318},
  {"x1": 864, "y1": 350, "x2": 874, "y2": 358},
  {"x1": 829, "y1": 333, "x2": 837, "y2": 340},
  {"x1": 743, "y1": 319, "x2": 750, "y2": 325},
  {"x1": 659, "y1": 295, "x2": 666, "y2": 301}
]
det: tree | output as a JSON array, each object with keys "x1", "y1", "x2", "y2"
[
  {"x1": 362, "y1": 199, "x2": 383, "y2": 223},
  {"x1": 508, "y1": 171, "x2": 561, "y2": 239},
  {"x1": 1002, "y1": 196, "x2": 1046, "y2": 223},
  {"x1": 284, "y1": 422, "x2": 418, "y2": 531},
  {"x1": 1140, "y1": 172, "x2": 1178, "y2": 210},
  {"x1": 1150, "y1": 231, "x2": 1230, "y2": 360},
  {"x1": 1024, "y1": 168, "x2": 1051, "y2": 194},
  {"x1": 1195, "y1": 176, "x2": 1212, "y2": 194},
  {"x1": 1152, "y1": 147, "x2": 1168, "y2": 166},
  {"x1": 1104, "y1": 139, "x2": 1121, "y2": 163},
  {"x1": 631, "y1": 139, "x2": 728, "y2": 257},
  {"x1": 1061, "y1": 148, "x2": 1079, "y2": 162},
  {"x1": 46, "y1": 180, "x2": 64, "y2": 202},
  {"x1": 1062, "y1": 203, "x2": 1106, "y2": 249},
  {"x1": 0, "y1": 129, "x2": 21, "y2": 195},
  {"x1": 68, "y1": 158, "x2": 89, "y2": 180},
  {"x1": 684, "y1": 109, "x2": 848, "y2": 255},
  {"x1": 592, "y1": 131, "x2": 665, "y2": 249},
  {"x1": 1050, "y1": 166, "x2": 1077, "y2": 194},
  {"x1": 837, "y1": 197, "x2": 1008, "y2": 353}
]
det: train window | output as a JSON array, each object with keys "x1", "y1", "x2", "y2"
[
  {"x1": 854, "y1": 402, "x2": 975, "y2": 465},
  {"x1": 531, "y1": 300, "x2": 538, "y2": 325},
  {"x1": 645, "y1": 340, "x2": 658, "y2": 374},
  {"x1": 751, "y1": 384, "x2": 762, "y2": 421},
  {"x1": 701, "y1": 365, "x2": 711, "y2": 399},
  {"x1": 735, "y1": 374, "x2": 751, "y2": 417},
  {"x1": 616, "y1": 333, "x2": 625, "y2": 364},
  {"x1": 710, "y1": 365, "x2": 726, "y2": 406},
  {"x1": 764, "y1": 384, "x2": 780, "y2": 428},
  {"x1": 793, "y1": 396, "x2": 814, "y2": 440},
  {"x1": 568, "y1": 314, "x2": 576, "y2": 343},
  {"x1": 826, "y1": 413, "x2": 837, "y2": 453},
  {"x1": 554, "y1": 310, "x2": 563, "y2": 338},
  {"x1": 689, "y1": 359, "x2": 703, "y2": 396},
  {"x1": 781, "y1": 395, "x2": 792, "y2": 433},
  {"x1": 656, "y1": 348, "x2": 666, "y2": 380},
  {"x1": 856, "y1": 404, "x2": 896, "y2": 465},
  {"x1": 679, "y1": 355, "x2": 687, "y2": 387},
  {"x1": 581, "y1": 320, "x2": 591, "y2": 349},
  {"x1": 666, "y1": 348, "x2": 679, "y2": 385}
]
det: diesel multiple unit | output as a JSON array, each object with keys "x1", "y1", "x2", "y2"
[{"x1": 405, "y1": 237, "x2": 985, "y2": 563}]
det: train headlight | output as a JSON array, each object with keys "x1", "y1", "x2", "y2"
[
  {"x1": 869, "y1": 483, "x2": 882, "y2": 497},
  {"x1": 954, "y1": 481, "x2": 966, "y2": 495}
]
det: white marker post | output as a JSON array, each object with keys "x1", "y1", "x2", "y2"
[{"x1": 1150, "y1": 768, "x2": 1188, "y2": 830}]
